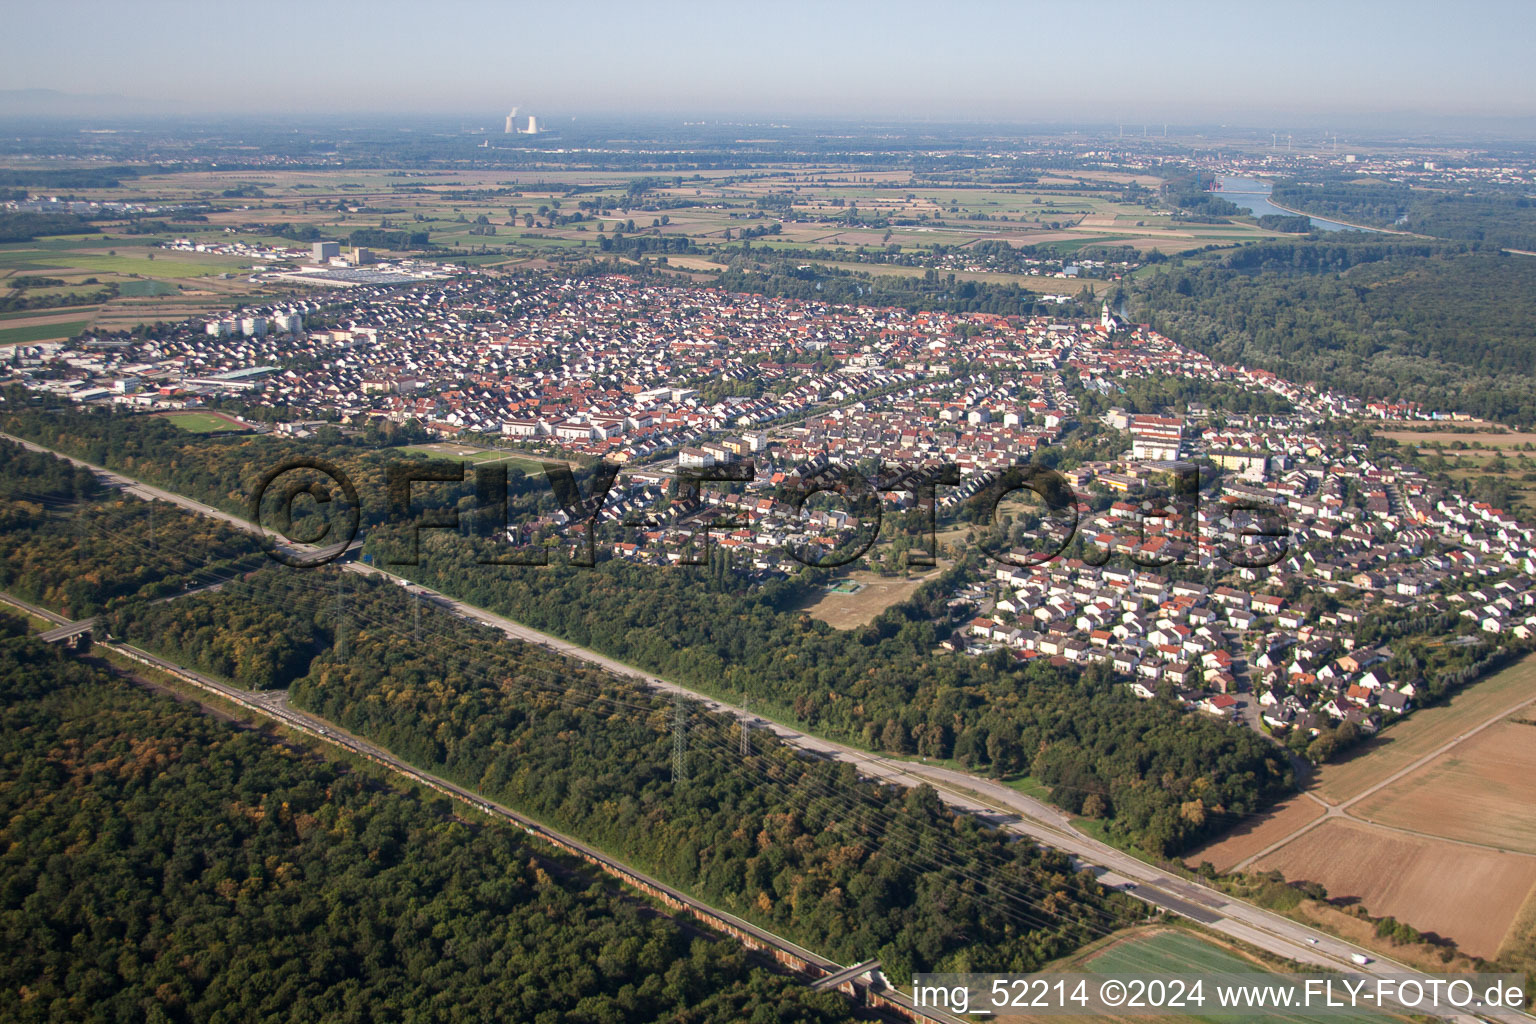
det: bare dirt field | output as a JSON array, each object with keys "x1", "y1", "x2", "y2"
[
  {"x1": 1384, "y1": 436, "x2": 1536, "y2": 458},
  {"x1": 0, "y1": 309, "x2": 102, "y2": 329},
  {"x1": 796, "y1": 568, "x2": 939, "y2": 629},
  {"x1": 1375, "y1": 419, "x2": 1536, "y2": 445},
  {"x1": 1183, "y1": 793, "x2": 1325, "y2": 873},
  {"x1": 662, "y1": 256, "x2": 728, "y2": 272},
  {"x1": 818, "y1": 261, "x2": 1065, "y2": 291},
  {"x1": 1349, "y1": 719, "x2": 1536, "y2": 854},
  {"x1": 1312, "y1": 654, "x2": 1536, "y2": 804},
  {"x1": 1252, "y1": 818, "x2": 1536, "y2": 959}
]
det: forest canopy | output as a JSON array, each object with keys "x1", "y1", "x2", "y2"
[
  {"x1": 0, "y1": 637, "x2": 863, "y2": 1024},
  {"x1": 1274, "y1": 180, "x2": 1536, "y2": 251},
  {"x1": 1125, "y1": 241, "x2": 1536, "y2": 425}
]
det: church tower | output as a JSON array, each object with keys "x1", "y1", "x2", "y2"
[{"x1": 1100, "y1": 300, "x2": 1114, "y2": 331}]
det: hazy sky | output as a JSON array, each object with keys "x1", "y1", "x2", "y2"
[{"x1": 3, "y1": 0, "x2": 1532, "y2": 123}]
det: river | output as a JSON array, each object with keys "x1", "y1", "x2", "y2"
[{"x1": 1214, "y1": 176, "x2": 1377, "y2": 233}]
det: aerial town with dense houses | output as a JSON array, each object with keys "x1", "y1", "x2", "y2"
[{"x1": 8, "y1": 271, "x2": 1535, "y2": 753}]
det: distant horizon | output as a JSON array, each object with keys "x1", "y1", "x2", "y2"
[
  {"x1": 3, "y1": 89, "x2": 1536, "y2": 146},
  {"x1": 2, "y1": 0, "x2": 1532, "y2": 131}
]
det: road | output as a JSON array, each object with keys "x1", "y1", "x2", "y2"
[
  {"x1": 28, "y1": 582, "x2": 224, "y2": 644},
  {"x1": 0, "y1": 431, "x2": 356, "y2": 565},
  {"x1": 5, "y1": 431, "x2": 1522, "y2": 1024},
  {"x1": 0, "y1": 591, "x2": 71, "y2": 627},
  {"x1": 349, "y1": 577, "x2": 1519, "y2": 1021}
]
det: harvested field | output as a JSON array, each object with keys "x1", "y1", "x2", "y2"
[
  {"x1": 661, "y1": 256, "x2": 728, "y2": 272},
  {"x1": 815, "y1": 261, "x2": 1065, "y2": 290},
  {"x1": 1499, "y1": 882, "x2": 1536, "y2": 962},
  {"x1": 1374, "y1": 419, "x2": 1536, "y2": 448},
  {"x1": 1349, "y1": 718, "x2": 1536, "y2": 855},
  {"x1": 0, "y1": 309, "x2": 101, "y2": 329},
  {"x1": 1183, "y1": 793, "x2": 1325, "y2": 873},
  {"x1": 1313, "y1": 654, "x2": 1536, "y2": 804},
  {"x1": 1252, "y1": 818, "x2": 1536, "y2": 959},
  {"x1": 796, "y1": 569, "x2": 939, "y2": 630}
]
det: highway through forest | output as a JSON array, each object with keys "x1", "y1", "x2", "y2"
[
  {"x1": 371, "y1": 572, "x2": 1520, "y2": 1024},
  {"x1": 5, "y1": 430, "x2": 1524, "y2": 1024}
]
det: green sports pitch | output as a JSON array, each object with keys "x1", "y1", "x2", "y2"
[{"x1": 158, "y1": 412, "x2": 248, "y2": 434}]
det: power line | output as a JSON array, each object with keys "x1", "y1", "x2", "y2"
[
  {"x1": 335, "y1": 571, "x2": 347, "y2": 660},
  {"x1": 739, "y1": 704, "x2": 750, "y2": 757},
  {"x1": 672, "y1": 688, "x2": 688, "y2": 784}
]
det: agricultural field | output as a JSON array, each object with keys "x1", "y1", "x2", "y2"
[
  {"x1": 1251, "y1": 819, "x2": 1536, "y2": 960},
  {"x1": 1195, "y1": 656, "x2": 1536, "y2": 964},
  {"x1": 1311, "y1": 654, "x2": 1536, "y2": 804},
  {"x1": 1500, "y1": 885, "x2": 1536, "y2": 963},
  {"x1": 0, "y1": 318, "x2": 92, "y2": 345},
  {"x1": 0, "y1": 161, "x2": 1293, "y2": 333},
  {"x1": 1183, "y1": 793, "x2": 1325, "y2": 874},
  {"x1": 0, "y1": 234, "x2": 263, "y2": 333},
  {"x1": 815, "y1": 260, "x2": 1074, "y2": 291},
  {"x1": 1348, "y1": 716, "x2": 1536, "y2": 855},
  {"x1": 1376, "y1": 420, "x2": 1536, "y2": 515},
  {"x1": 1014, "y1": 927, "x2": 1399, "y2": 1024},
  {"x1": 1081, "y1": 928, "x2": 1267, "y2": 976},
  {"x1": 117, "y1": 278, "x2": 180, "y2": 297},
  {"x1": 1375, "y1": 420, "x2": 1536, "y2": 449}
]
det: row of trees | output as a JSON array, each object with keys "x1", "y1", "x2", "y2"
[
  {"x1": 0, "y1": 211, "x2": 100, "y2": 243},
  {"x1": 712, "y1": 258, "x2": 1085, "y2": 318}
]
